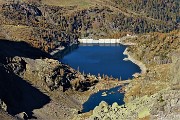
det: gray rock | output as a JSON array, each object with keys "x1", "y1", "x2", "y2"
[
  {"x1": 15, "y1": 112, "x2": 28, "y2": 119},
  {"x1": 0, "y1": 99, "x2": 7, "y2": 111},
  {"x1": 99, "y1": 101, "x2": 108, "y2": 108}
]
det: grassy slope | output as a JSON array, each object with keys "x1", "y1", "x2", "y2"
[
  {"x1": 41, "y1": 0, "x2": 95, "y2": 8},
  {"x1": 124, "y1": 30, "x2": 180, "y2": 102}
]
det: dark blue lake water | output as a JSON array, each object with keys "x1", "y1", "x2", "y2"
[
  {"x1": 60, "y1": 44, "x2": 141, "y2": 112},
  {"x1": 61, "y1": 44, "x2": 141, "y2": 80},
  {"x1": 82, "y1": 86, "x2": 125, "y2": 112}
]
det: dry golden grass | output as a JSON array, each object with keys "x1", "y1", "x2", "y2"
[
  {"x1": 74, "y1": 110, "x2": 93, "y2": 120},
  {"x1": 0, "y1": 0, "x2": 6, "y2": 4},
  {"x1": 1, "y1": 25, "x2": 33, "y2": 42},
  {"x1": 138, "y1": 115, "x2": 150, "y2": 120},
  {"x1": 125, "y1": 64, "x2": 171, "y2": 102},
  {"x1": 0, "y1": 110, "x2": 15, "y2": 120},
  {"x1": 41, "y1": 0, "x2": 96, "y2": 8},
  {"x1": 0, "y1": 0, "x2": 93, "y2": 8}
]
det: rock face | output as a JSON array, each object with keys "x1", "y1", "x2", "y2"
[
  {"x1": 24, "y1": 58, "x2": 65, "y2": 91},
  {"x1": 23, "y1": 57, "x2": 99, "y2": 92}
]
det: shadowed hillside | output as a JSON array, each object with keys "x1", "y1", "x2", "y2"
[
  {"x1": 0, "y1": 65, "x2": 50, "y2": 117},
  {"x1": 0, "y1": 39, "x2": 52, "y2": 118},
  {"x1": 0, "y1": 39, "x2": 51, "y2": 64}
]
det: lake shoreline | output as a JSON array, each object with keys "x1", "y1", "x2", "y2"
[
  {"x1": 50, "y1": 41, "x2": 145, "y2": 117},
  {"x1": 118, "y1": 39, "x2": 146, "y2": 76},
  {"x1": 73, "y1": 79, "x2": 131, "y2": 111},
  {"x1": 123, "y1": 48, "x2": 147, "y2": 75},
  {"x1": 51, "y1": 43, "x2": 79, "y2": 59}
]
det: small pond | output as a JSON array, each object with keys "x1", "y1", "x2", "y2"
[{"x1": 82, "y1": 86, "x2": 124, "y2": 112}]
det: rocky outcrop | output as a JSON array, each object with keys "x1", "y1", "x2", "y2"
[
  {"x1": 24, "y1": 57, "x2": 99, "y2": 92},
  {"x1": 89, "y1": 89, "x2": 180, "y2": 120},
  {"x1": 15, "y1": 112, "x2": 28, "y2": 120},
  {"x1": 24, "y1": 58, "x2": 64, "y2": 91},
  {"x1": 7, "y1": 56, "x2": 26, "y2": 76},
  {"x1": 0, "y1": 39, "x2": 99, "y2": 93}
]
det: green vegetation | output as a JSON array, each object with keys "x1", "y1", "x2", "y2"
[{"x1": 112, "y1": 0, "x2": 180, "y2": 23}]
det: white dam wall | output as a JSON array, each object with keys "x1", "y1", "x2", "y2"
[
  {"x1": 78, "y1": 35, "x2": 137, "y2": 44},
  {"x1": 78, "y1": 39, "x2": 120, "y2": 44}
]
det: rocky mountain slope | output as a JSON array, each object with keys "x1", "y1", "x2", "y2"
[
  {"x1": 0, "y1": 0, "x2": 179, "y2": 52},
  {"x1": 0, "y1": 38, "x2": 105, "y2": 119},
  {"x1": 80, "y1": 47, "x2": 180, "y2": 120},
  {"x1": 0, "y1": 37, "x2": 125, "y2": 119},
  {"x1": 0, "y1": 0, "x2": 179, "y2": 120}
]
